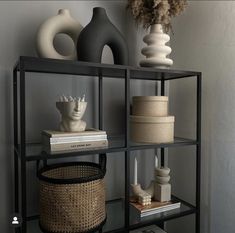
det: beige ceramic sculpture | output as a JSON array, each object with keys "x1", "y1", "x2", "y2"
[
  {"x1": 131, "y1": 184, "x2": 151, "y2": 206},
  {"x1": 56, "y1": 95, "x2": 87, "y2": 132},
  {"x1": 132, "y1": 157, "x2": 151, "y2": 205},
  {"x1": 140, "y1": 24, "x2": 173, "y2": 68},
  {"x1": 132, "y1": 155, "x2": 172, "y2": 205},
  {"x1": 36, "y1": 9, "x2": 83, "y2": 60},
  {"x1": 154, "y1": 167, "x2": 171, "y2": 202}
]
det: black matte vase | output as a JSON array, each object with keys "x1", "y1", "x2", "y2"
[{"x1": 77, "y1": 7, "x2": 128, "y2": 65}]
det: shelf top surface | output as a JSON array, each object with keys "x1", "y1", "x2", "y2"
[
  {"x1": 27, "y1": 197, "x2": 196, "y2": 233},
  {"x1": 16, "y1": 137, "x2": 197, "y2": 162},
  {"x1": 15, "y1": 56, "x2": 201, "y2": 80},
  {"x1": 129, "y1": 196, "x2": 196, "y2": 230}
]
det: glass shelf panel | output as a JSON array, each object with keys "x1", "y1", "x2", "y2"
[
  {"x1": 26, "y1": 198, "x2": 195, "y2": 232},
  {"x1": 129, "y1": 199, "x2": 195, "y2": 230},
  {"x1": 16, "y1": 137, "x2": 126, "y2": 161},
  {"x1": 17, "y1": 56, "x2": 200, "y2": 80},
  {"x1": 130, "y1": 137, "x2": 197, "y2": 151},
  {"x1": 15, "y1": 137, "x2": 197, "y2": 161},
  {"x1": 27, "y1": 199, "x2": 124, "y2": 233}
]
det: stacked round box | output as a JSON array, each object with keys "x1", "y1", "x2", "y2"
[{"x1": 131, "y1": 96, "x2": 175, "y2": 143}]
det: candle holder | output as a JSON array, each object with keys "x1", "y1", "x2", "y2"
[
  {"x1": 153, "y1": 167, "x2": 171, "y2": 202},
  {"x1": 144, "y1": 180, "x2": 154, "y2": 197},
  {"x1": 131, "y1": 184, "x2": 151, "y2": 206}
]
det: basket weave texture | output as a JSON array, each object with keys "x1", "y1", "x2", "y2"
[{"x1": 38, "y1": 163, "x2": 106, "y2": 233}]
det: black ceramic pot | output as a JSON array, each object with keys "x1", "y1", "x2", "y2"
[{"x1": 77, "y1": 7, "x2": 128, "y2": 65}]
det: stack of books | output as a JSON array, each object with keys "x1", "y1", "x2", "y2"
[
  {"x1": 130, "y1": 198, "x2": 181, "y2": 218},
  {"x1": 42, "y1": 129, "x2": 108, "y2": 154}
]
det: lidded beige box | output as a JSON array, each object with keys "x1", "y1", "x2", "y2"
[
  {"x1": 130, "y1": 116, "x2": 174, "y2": 143},
  {"x1": 131, "y1": 96, "x2": 175, "y2": 143},
  {"x1": 132, "y1": 96, "x2": 168, "y2": 117}
]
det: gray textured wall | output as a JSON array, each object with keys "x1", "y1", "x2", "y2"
[{"x1": 168, "y1": 1, "x2": 235, "y2": 233}]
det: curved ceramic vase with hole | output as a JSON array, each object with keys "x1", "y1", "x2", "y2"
[
  {"x1": 77, "y1": 7, "x2": 128, "y2": 65},
  {"x1": 36, "y1": 9, "x2": 83, "y2": 60},
  {"x1": 140, "y1": 24, "x2": 173, "y2": 68}
]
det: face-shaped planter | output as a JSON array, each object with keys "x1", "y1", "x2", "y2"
[{"x1": 56, "y1": 98, "x2": 87, "y2": 132}]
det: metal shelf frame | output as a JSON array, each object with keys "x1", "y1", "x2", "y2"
[{"x1": 13, "y1": 56, "x2": 201, "y2": 233}]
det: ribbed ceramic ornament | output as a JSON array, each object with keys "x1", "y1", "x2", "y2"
[{"x1": 140, "y1": 24, "x2": 173, "y2": 68}]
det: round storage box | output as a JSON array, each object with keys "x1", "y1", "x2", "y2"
[
  {"x1": 38, "y1": 162, "x2": 106, "y2": 233},
  {"x1": 130, "y1": 115, "x2": 174, "y2": 143},
  {"x1": 132, "y1": 96, "x2": 168, "y2": 117}
]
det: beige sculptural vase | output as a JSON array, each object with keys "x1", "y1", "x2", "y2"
[
  {"x1": 36, "y1": 9, "x2": 83, "y2": 60},
  {"x1": 140, "y1": 24, "x2": 173, "y2": 68}
]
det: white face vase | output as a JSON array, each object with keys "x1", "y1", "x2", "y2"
[{"x1": 56, "y1": 100, "x2": 87, "y2": 132}]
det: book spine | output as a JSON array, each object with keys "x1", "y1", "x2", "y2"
[
  {"x1": 43, "y1": 130, "x2": 106, "y2": 138},
  {"x1": 141, "y1": 203, "x2": 181, "y2": 214},
  {"x1": 49, "y1": 135, "x2": 107, "y2": 143},
  {"x1": 43, "y1": 140, "x2": 108, "y2": 153},
  {"x1": 141, "y1": 204, "x2": 181, "y2": 217}
]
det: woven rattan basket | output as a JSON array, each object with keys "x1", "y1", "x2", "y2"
[{"x1": 38, "y1": 160, "x2": 106, "y2": 233}]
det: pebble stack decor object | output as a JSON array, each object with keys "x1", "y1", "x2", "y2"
[
  {"x1": 130, "y1": 96, "x2": 175, "y2": 143},
  {"x1": 154, "y1": 167, "x2": 171, "y2": 202}
]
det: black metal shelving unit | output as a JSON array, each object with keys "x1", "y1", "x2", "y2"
[{"x1": 13, "y1": 56, "x2": 201, "y2": 233}]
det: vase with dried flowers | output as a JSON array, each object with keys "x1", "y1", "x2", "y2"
[{"x1": 127, "y1": 0, "x2": 187, "y2": 68}]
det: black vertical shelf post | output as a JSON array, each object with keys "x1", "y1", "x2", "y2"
[
  {"x1": 196, "y1": 73, "x2": 202, "y2": 233},
  {"x1": 158, "y1": 73, "x2": 166, "y2": 231},
  {"x1": 13, "y1": 66, "x2": 19, "y2": 233},
  {"x1": 98, "y1": 73, "x2": 103, "y2": 130},
  {"x1": 98, "y1": 71, "x2": 104, "y2": 233},
  {"x1": 124, "y1": 68, "x2": 130, "y2": 231},
  {"x1": 160, "y1": 73, "x2": 165, "y2": 167},
  {"x1": 19, "y1": 60, "x2": 27, "y2": 233}
]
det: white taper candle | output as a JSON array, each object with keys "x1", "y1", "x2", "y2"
[
  {"x1": 155, "y1": 155, "x2": 158, "y2": 169},
  {"x1": 134, "y1": 157, "x2": 138, "y2": 185}
]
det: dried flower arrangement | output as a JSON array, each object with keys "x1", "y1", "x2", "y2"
[{"x1": 127, "y1": 0, "x2": 187, "y2": 32}]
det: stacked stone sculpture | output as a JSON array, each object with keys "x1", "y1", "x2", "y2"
[
  {"x1": 131, "y1": 156, "x2": 171, "y2": 206},
  {"x1": 154, "y1": 167, "x2": 171, "y2": 202}
]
